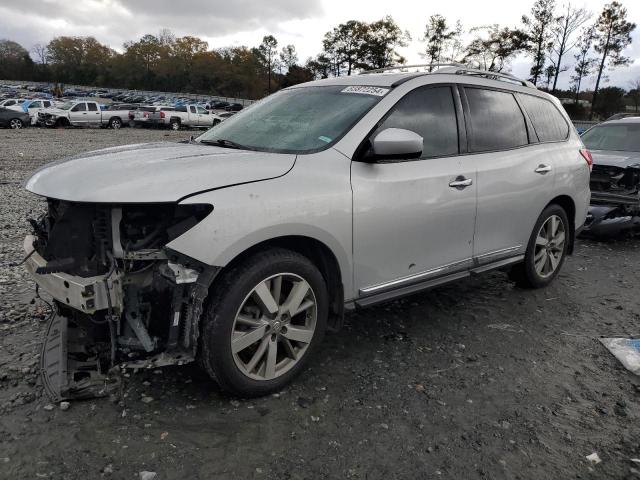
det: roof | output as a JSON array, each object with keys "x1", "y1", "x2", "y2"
[{"x1": 296, "y1": 64, "x2": 536, "y2": 90}]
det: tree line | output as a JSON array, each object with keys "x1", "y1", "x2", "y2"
[{"x1": 0, "y1": 1, "x2": 635, "y2": 116}]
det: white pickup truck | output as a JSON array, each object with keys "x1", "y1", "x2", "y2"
[
  {"x1": 150, "y1": 104, "x2": 222, "y2": 130},
  {"x1": 37, "y1": 100, "x2": 133, "y2": 129}
]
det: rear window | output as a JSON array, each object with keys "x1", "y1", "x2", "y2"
[
  {"x1": 518, "y1": 94, "x2": 569, "y2": 142},
  {"x1": 465, "y1": 88, "x2": 528, "y2": 152},
  {"x1": 581, "y1": 124, "x2": 640, "y2": 152}
]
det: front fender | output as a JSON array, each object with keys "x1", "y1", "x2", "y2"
[{"x1": 166, "y1": 151, "x2": 354, "y2": 298}]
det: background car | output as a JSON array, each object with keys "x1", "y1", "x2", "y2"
[{"x1": 0, "y1": 107, "x2": 31, "y2": 129}]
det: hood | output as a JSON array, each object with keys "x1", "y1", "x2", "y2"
[
  {"x1": 40, "y1": 107, "x2": 67, "y2": 116},
  {"x1": 591, "y1": 150, "x2": 640, "y2": 168},
  {"x1": 25, "y1": 142, "x2": 296, "y2": 203}
]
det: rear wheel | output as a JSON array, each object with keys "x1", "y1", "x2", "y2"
[
  {"x1": 200, "y1": 249, "x2": 328, "y2": 397},
  {"x1": 170, "y1": 119, "x2": 181, "y2": 131},
  {"x1": 109, "y1": 117, "x2": 122, "y2": 129},
  {"x1": 9, "y1": 118, "x2": 23, "y2": 129},
  {"x1": 510, "y1": 204, "x2": 569, "y2": 288}
]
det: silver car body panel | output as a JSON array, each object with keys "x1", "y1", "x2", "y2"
[
  {"x1": 25, "y1": 72, "x2": 589, "y2": 304},
  {"x1": 24, "y1": 142, "x2": 296, "y2": 203}
]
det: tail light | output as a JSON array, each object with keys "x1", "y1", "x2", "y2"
[
  {"x1": 143, "y1": 112, "x2": 149, "y2": 118},
  {"x1": 580, "y1": 149, "x2": 593, "y2": 171},
  {"x1": 160, "y1": 111, "x2": 165, "y2": 119}
]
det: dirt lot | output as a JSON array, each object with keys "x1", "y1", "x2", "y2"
[{"x1": 0, "y1": 127, "x2": 639, "y2": 480}]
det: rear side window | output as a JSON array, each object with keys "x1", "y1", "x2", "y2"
[
  {"x1": 87, "y1": 103, "x2": 98, "y2": 111},
  {"x1": 374, "y1": 86, "x2": 459, "y2": 159},
  {"x1": 464, "y1": 88, "x2": 528, "y2": 152},
  {"x1": 518, "y1": 94, "x2": 569, "y2": 142},
  {"x1": 71, "y1": 103, "x2": 86, "y2": 112}
]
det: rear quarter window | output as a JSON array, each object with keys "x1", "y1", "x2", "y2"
[
  {"x1": 464, "y1": 88, "x2": 528, "y2": 153},
  {"x1": 518, "y1": 94, "x2": 569, "y2": 142}
]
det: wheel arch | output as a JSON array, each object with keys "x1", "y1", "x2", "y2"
[
  {"x1": 210, "y1": 235, "x2": 345, "y2": 330},
  {"x1": 546, "y1": 195, "x2": 576, "y2": 254}
]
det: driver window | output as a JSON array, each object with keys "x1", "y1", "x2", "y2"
[
  {"x1": 71, "y1": 103, "x2": 87, "y2": 112},
  {"x1": 373, "y1": 86, "x2": 459, "y2": 159},
  {"x1": 197, "y1": 106, "x2": 208, "y2": 114}
]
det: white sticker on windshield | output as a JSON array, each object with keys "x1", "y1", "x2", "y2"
[
  {"x1": 341, "y1": 86, "x2": 389, "y2": 96},
  {"x1": 318, "y1": 136, "x2": 332, "y2": 143}
]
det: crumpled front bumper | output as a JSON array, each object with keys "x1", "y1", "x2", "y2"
[{"x1": 23, "y1": 235, "x2": 122, "y2": 314}]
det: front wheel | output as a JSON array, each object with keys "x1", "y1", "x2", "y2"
[
  {"x1": 510, "y1": 204, "x2": 570, "y2": 288},
  {"x1": 200, "y1": 249, "x2": 328, "y2": 397},
  {"x1": 9, "y1": 118, "x2": 23, "y2": 129}
]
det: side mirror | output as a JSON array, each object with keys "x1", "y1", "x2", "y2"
[{"x1": 369, "y1": 128, "x2": 423, "y2": 161}]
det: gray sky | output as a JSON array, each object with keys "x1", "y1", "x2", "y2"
[{"x1": 1, "y1": 0, "x2": 638, "y2": 90}]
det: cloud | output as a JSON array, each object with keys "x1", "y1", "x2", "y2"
[{"x1": 0, "y1": 0, "x2": 323, "y2": 50}]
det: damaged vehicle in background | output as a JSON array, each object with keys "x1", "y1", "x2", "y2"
[
  {"x1": 22, "y1": 65, "x2": 590, "y2": 399},
  {"x1": 581, "y1": 117, "x2": 640, "y2": 236}
]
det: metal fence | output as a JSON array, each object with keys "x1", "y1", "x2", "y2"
[{"x1": 0, "y1": 79, "x2": 256, "y2": 106}]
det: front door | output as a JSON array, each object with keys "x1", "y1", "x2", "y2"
[
  {"x1": 69, "y1": 102, "x2": 87, "y2": 125},
  {"x1": 351, "y1": 85, "x2": 477, "y2": 298}
]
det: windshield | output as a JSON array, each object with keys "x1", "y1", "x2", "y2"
[
  {"x1": 197, "y1": 85, "x2": 388, "y2": 153},
  {"x1": 582, "y1": 124, "x2": 640, "y2": 152},
  {"x1": 60, "y1": 102, "x2": 75, "y2": 110}
]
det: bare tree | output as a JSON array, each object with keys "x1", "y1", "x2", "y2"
[
  {"x1": 31, "y1": 43, "x2": 48, "y2": 64},
  {"x1": 522, "y1": 0, "x2": 556, "y2": 85},
  {"x1": 549, "y1": 3, "x2": 591, "y2": 92},
  {"x1": 570, "y1": 26, "x2": 596, "y2": 103},
  {"x1": 590, "y1": 1, "x2": 636, "y2": 119}
]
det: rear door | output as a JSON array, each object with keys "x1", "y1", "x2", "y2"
[
  {"x1": 87, "y1": 102, "x2": 101, "y2": 126},
  {"x1": 352, "y1": 85, "x2": 477, "y2": 298},
  {"x1": 462, "y1": 86, "x2": 555, "y2": 263},
  {"x1": 188, "y1": 105, "x2": 198, "y2": 126}
]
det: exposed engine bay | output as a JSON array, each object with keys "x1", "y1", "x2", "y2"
[
  {"x1": 585, "y1": 164, "x2": 640, "y2": 236},
  {"x1": 25, "y1": 199, "x2": 217, "y2": 400}
]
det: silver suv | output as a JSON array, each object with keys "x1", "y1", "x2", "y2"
[{"x1": 23, "y1": 66, "x2": 590, "y2": 398}]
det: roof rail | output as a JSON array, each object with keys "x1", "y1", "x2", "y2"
[
  {"x1": 359, "y1": 63, "x2": 465, "y2": 75},
  {"x1": 446, "y1": 67, "x2": 536, "y2": 88},
  {"x1": 359, "y1": 63, "x2": 536, "y2": 89}
]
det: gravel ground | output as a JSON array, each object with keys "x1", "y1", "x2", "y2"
[{"x1": 0, "y1": 127, "x2": 639, "y2": 480}]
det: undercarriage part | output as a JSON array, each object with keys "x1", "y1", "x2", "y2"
[{"x1": 40, "y1": 315, "x2": 120, "y2": 402}]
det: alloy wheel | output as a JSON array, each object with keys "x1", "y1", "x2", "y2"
[
  {"x1": 9, "y1": 119, "x2": 22, "y2": 129},
  {"x1": 534, "y1": 214, "x2": 566, "y2": 278},
  {"x1": 231, "y1": 273, "x2": 317, "y2": 381},
  {"x1": 111, "y1": 119, "x2": 121, "y2": 129}
]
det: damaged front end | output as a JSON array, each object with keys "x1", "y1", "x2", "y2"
[
  {"x1": 584, "y1": 163, "x2": 640, "y2": 236},
  {"x1": 24, "y1": 200, "x2": 217, "y2": 401}
]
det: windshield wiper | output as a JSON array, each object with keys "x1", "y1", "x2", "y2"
[{"x1": 200, "y1": 139, "x2": 248, "y2": 150}]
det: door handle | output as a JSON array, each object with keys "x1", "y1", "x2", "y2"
[
  {"x1": 535, "y1": 164, "x2": 552, "y2": 174},
  {"x1": 449, "y1": 176, "x2": 473, "y2": 189}
]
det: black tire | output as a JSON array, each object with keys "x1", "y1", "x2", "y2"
[
  {"x1": 510, "y1": 204, "x2": 570, "y2": 289},
  {"x1": 200, "y1": 248, "x2": 328, "y2": 397},
  {"x1": 108, "y1": 117, "x2": 122, "y2": 129},
  {"x1": 9, "y1": 118, "x2": 23, "y2": 129},
  {"x1": 170, "y1": 119, "x2": 180, "y2": 131}
]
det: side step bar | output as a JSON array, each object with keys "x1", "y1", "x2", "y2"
[{"x1": 354, "y1": 255, "x2": 523, "y2": 308}]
